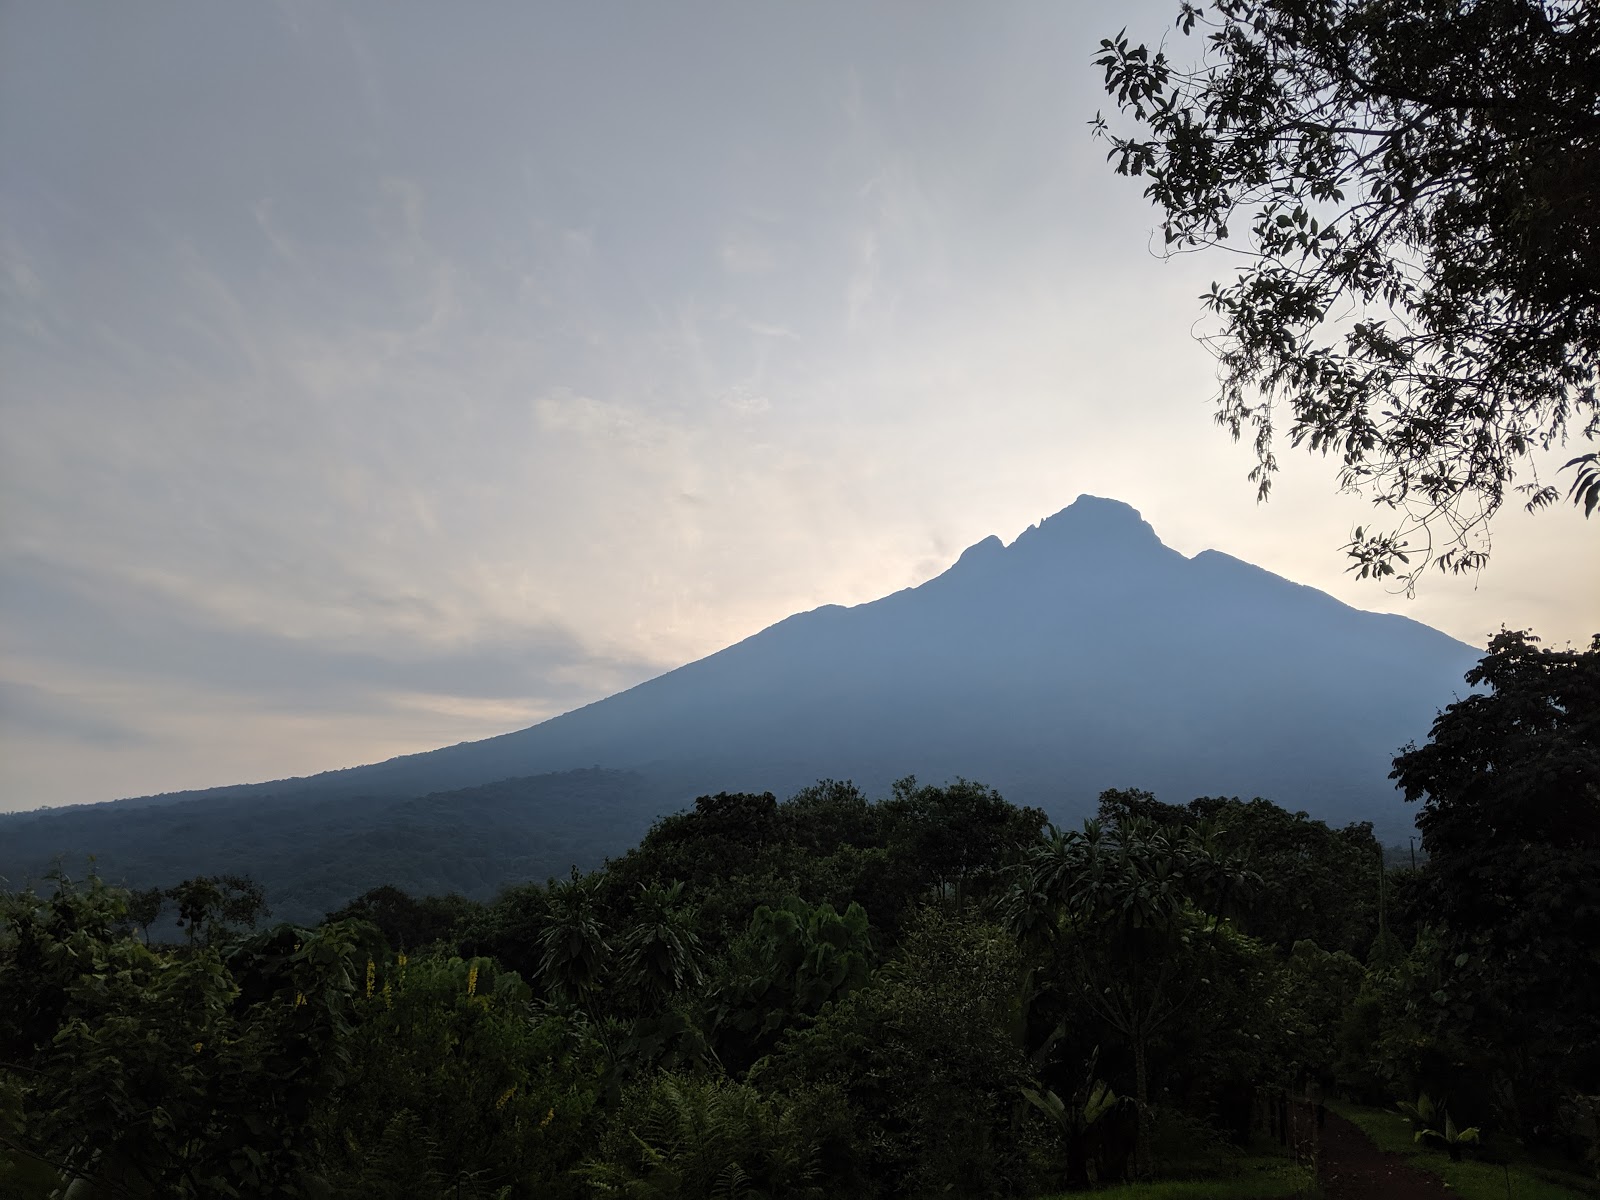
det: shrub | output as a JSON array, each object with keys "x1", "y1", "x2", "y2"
[{"x1": 580, "y1": 1073, "x2": 838, "y2": 1199}]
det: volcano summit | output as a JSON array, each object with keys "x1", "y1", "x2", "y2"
[{"x1": 50, "y1": 497, "x2": 1480, "y2": 830}]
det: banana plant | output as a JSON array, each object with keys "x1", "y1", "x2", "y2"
[
  {"x1": 1022, "y1": 1051, "x2": 1120, "y2": 1188},
  {"x1": 1397, "y1": 1093, "x2": 1481, "y2": 1161}
]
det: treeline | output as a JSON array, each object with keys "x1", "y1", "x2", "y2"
[
  {"x1": 2, "y1": 631, "x2": 1596, "y2": 1197},
  {"x1": 0, "y1": 768, "x2": 672, "y2": 926}
]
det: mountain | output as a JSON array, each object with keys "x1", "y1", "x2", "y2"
[
  {"x1": 175, "y1": 493, "x2": 1469, "y2": 823},
  {"x1": 0, "y1": 769, "x2": 667, "y2": 925},
  {"x1": 0, "y1": 497, "x2": 1481, "y2": 915}
]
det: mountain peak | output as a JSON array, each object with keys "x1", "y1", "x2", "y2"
[
  {"x1": 952, "y1": 534, "x2": 1005, "y2": 569},
  {"x1": 67, "y1": 493, "x2": 1480, "y2": 853},
  {"x1": 1010, "y1": 495, "x2": 1164, "y2": 555}
]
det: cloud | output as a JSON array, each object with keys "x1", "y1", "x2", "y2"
[
  {"x1": 845, "y1": 229, "x2": 881, "y2": 330},
  {"x1": 0, "y1": 1, "x2": 1592, "y2": 811},
  {"x1": 720, "y1": 385, "x2": 771, "y2": 415},
  {"x1": 718, "y1": 230, "x2": 780, "y2": 275},
  {"x1": 0, "y1": 551, "x2": 661, "y2": 713},
  {"x1": 738, "y1": 318, "x2": 799, "y2": 341},
  {"x1": 534, "y1": 388, "x2": 673, "y2": 450},
  {"x1": 0, "y1": 679, "x2": 150, "y2": 746}
]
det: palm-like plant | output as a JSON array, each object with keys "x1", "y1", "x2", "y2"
[
  {"x1": 1397, "y1": 1092, "x2": 1482, "y2": 1161},
  {"x1": 618, "y1": 881, "x2": 705, "y2": 1007},
  {"x1": 1004, "y1": 815, "x2": 1254, "y2": 1179},
  {"x1": 538, "y1": 872, "x2": 610, "y2": 1005},
  {"x1": 1007, "y1": 817, "x2": 1251, "y2": 949},
  {"x1": 1021, "y1": 1058, "x2": 1120, "y2": 1190}
]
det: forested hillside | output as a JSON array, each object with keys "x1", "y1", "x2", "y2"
[
  {"x1": 0, "y1": 499, "x2": 1484, "y2": 929},
  {"x1": 4, "y1": 632, "x2": 1595, "y2": 1199},
  {"x1": 0, "y1": 769, "x2": 674, "y2": 925}
]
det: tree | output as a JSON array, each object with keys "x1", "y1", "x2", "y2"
[
  {"x1": 318, "y1": 951, "x2": 602, "y2": 1199},
  {"x1": 579, "y1": 1074, "x2": 835, "y2": 1200},
  {"x1": 1008, "y1": 814, "x2": 1252, "y2": 1175},
  {"x1": 779, "y1": 779, "x2": 881, "y2": 857},
  {"x1": 0, "y1": 873, "x2": 361, "y2": 1197},
  {"x1": 633, "y1": 792, "x2": 785, "y2": 889},
  {"x1": 324, "y1": 883, "x2": 474, "y2": 952},
  {"x1": 1021, "y1": 1051, "x2": 1124, "y2": 1190},
  {"x1": 124, "y1": 885, "x2": 166, "y2": 944},
  {"x1": 1393, "y1": 629, "x2": 1599, "y2": 859},
  {"x1": 164, "y1": 873, "x2": 270, "y2": 946},
  {"x1": 881, "y1": 776, "x2": 1047, "y2": 910},
  {"x1": 1186, "y1": 796, "x2": 1383, "y2": 955},
  {"x1": 708, "y1": 897, "x2": 873, "y2": 1072},
  {"x1": 1279, "y1": 939, "x2": 1366, "y2": 1088},
  {"x1": 602, "y1": 791, "x2": 798, "y2": 942},
  {"x1": 538, "y1": 871, "x2": 611, "y2": 1007},
  {"x1": 1094, "y1": 1, "x2": 1599, "y2": 583},
  {"x1": 616, "y1": 881, "x2": 705, "y2": 1010},
  {"x1": 1390, "y1": 629, "x2": 1600, "y2": 1124},
  {"x1": 758, "y1": 911, "x2": 1033, "y2": 1197}
]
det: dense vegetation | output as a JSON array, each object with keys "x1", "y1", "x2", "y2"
[
  {"x1": 2, "y1": 633, "x2": 1596, "y2": 1197},
  {"x1": 0, "y1": 494, "x2": 1485, "y2": 878},
  {"x1": 1095, "y1": 0, "x2": 1600, "y2": 581},
  {"x1": 0, "y1": 769, "x2": 674, "y2": 926}
]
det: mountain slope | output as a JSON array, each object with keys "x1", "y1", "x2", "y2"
[
  {"x1": 0, "y1": 769, "x2": 669, "y2": 925},
  {"x1": 0, "y1": 496, "x2": 1482, "y2": 910},
  {"x1": 432, "y1": 495, "x2": 1475, "y2": 827}
]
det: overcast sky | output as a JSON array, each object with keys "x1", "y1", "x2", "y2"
[{"x1": 2, "y1": 2, "x2": 1594, "y2": 811}]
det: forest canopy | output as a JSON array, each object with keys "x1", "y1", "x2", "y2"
[{"x1": 4, "y1": 634, "x2": 1598, "y2": 1197}]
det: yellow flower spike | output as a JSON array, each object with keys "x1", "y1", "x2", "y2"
[
  {"x1": 540, "y1": 1107, "x2": 554, "y2": 1128},
  {"x1": 294, "y1": 991, "x2": 306, "y2": 1008},
  {"x1": 192, "y1": 1041, "x2": 203, "y2": 1053},
  {"x1": 382, "y1": 981, "x2": 392, "y2": 1010},
  {"x1": 495, "y1": 1086, "x2": 516, "y2": 1111},
  {"x1": 365, "y1": 958, "x2": 376, "y2": 1000},
  {"x1": 467, "y1": 964, "x2": 479, "y2": 997},
  {"x1": 396, "y1": 951, "x2": 407, "y2": 968}
]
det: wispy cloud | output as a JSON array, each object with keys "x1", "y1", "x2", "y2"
[
  {"x1": 0, "y1": 680, "x2": 150, "y2": 747},
  {"x1": 0, "y1": 1, "x2": 1591, "y2": 809},
  {"x1": 718, "y1": 230, "x2": 780, "y2": 275}
]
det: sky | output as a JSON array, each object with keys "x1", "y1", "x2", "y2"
[{"x1": 2, "y1": 2, "x2": 1595, "y2": 812}]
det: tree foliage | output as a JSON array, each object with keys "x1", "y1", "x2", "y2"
[
  {"x1": 1090, "y1": 790, "x2": 1384, "y2": 955},
  {"x1": 1392, "y1": 629, "x2": 1600, "y2": 1122},
  {"x1": 1008, "y1": 808, "x2": 1253, "y2": 1185},
  {"x1": 760, "y1": 911, "x2": 1033, "y2": 1197},
  {"x1": 1095, "y1": 0, "x2": 1600, "y2": 581},
  {"x1": 579, "y1": 1074, "x2": 835, "y2": 1200},
  {"x1": 320, "y1": 951, "x2": 601, "y2": 1199},
  {"x1": 0, "y1": 873, "x2": 360, "y2": 1197},
  {"x1": 708, "y1": 897, "x2": 872, "y2": 1072},
  {"x1": 5, "y1": 738, "x2": 1597, "y2": 1193},
  {"x1": 165, "y1": 874, "x2": 271, "y2": 946}
]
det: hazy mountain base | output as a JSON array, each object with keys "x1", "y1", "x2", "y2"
[
  {"x1": 0, "y1": 768, "x2": 1419, "y2": 932},
  {"x1": 0, "y1": 768, "x2": 674, "y2": 925}
]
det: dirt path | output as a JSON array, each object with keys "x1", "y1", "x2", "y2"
[{"x1": 1317, "y1": 1109, "x2": 1454, "y2": 1200}]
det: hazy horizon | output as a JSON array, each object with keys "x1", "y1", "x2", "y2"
[{"x1": 3, "y1": 3, "x2": 1594, "y2": 811}]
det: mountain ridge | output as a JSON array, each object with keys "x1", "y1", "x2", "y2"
[
  {"x1": 0, "y1": 496, "x2": 1487, "y2": 917},
  {"x1": 2, "y1": 496, "x2": 1479, "y2": 834}
]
